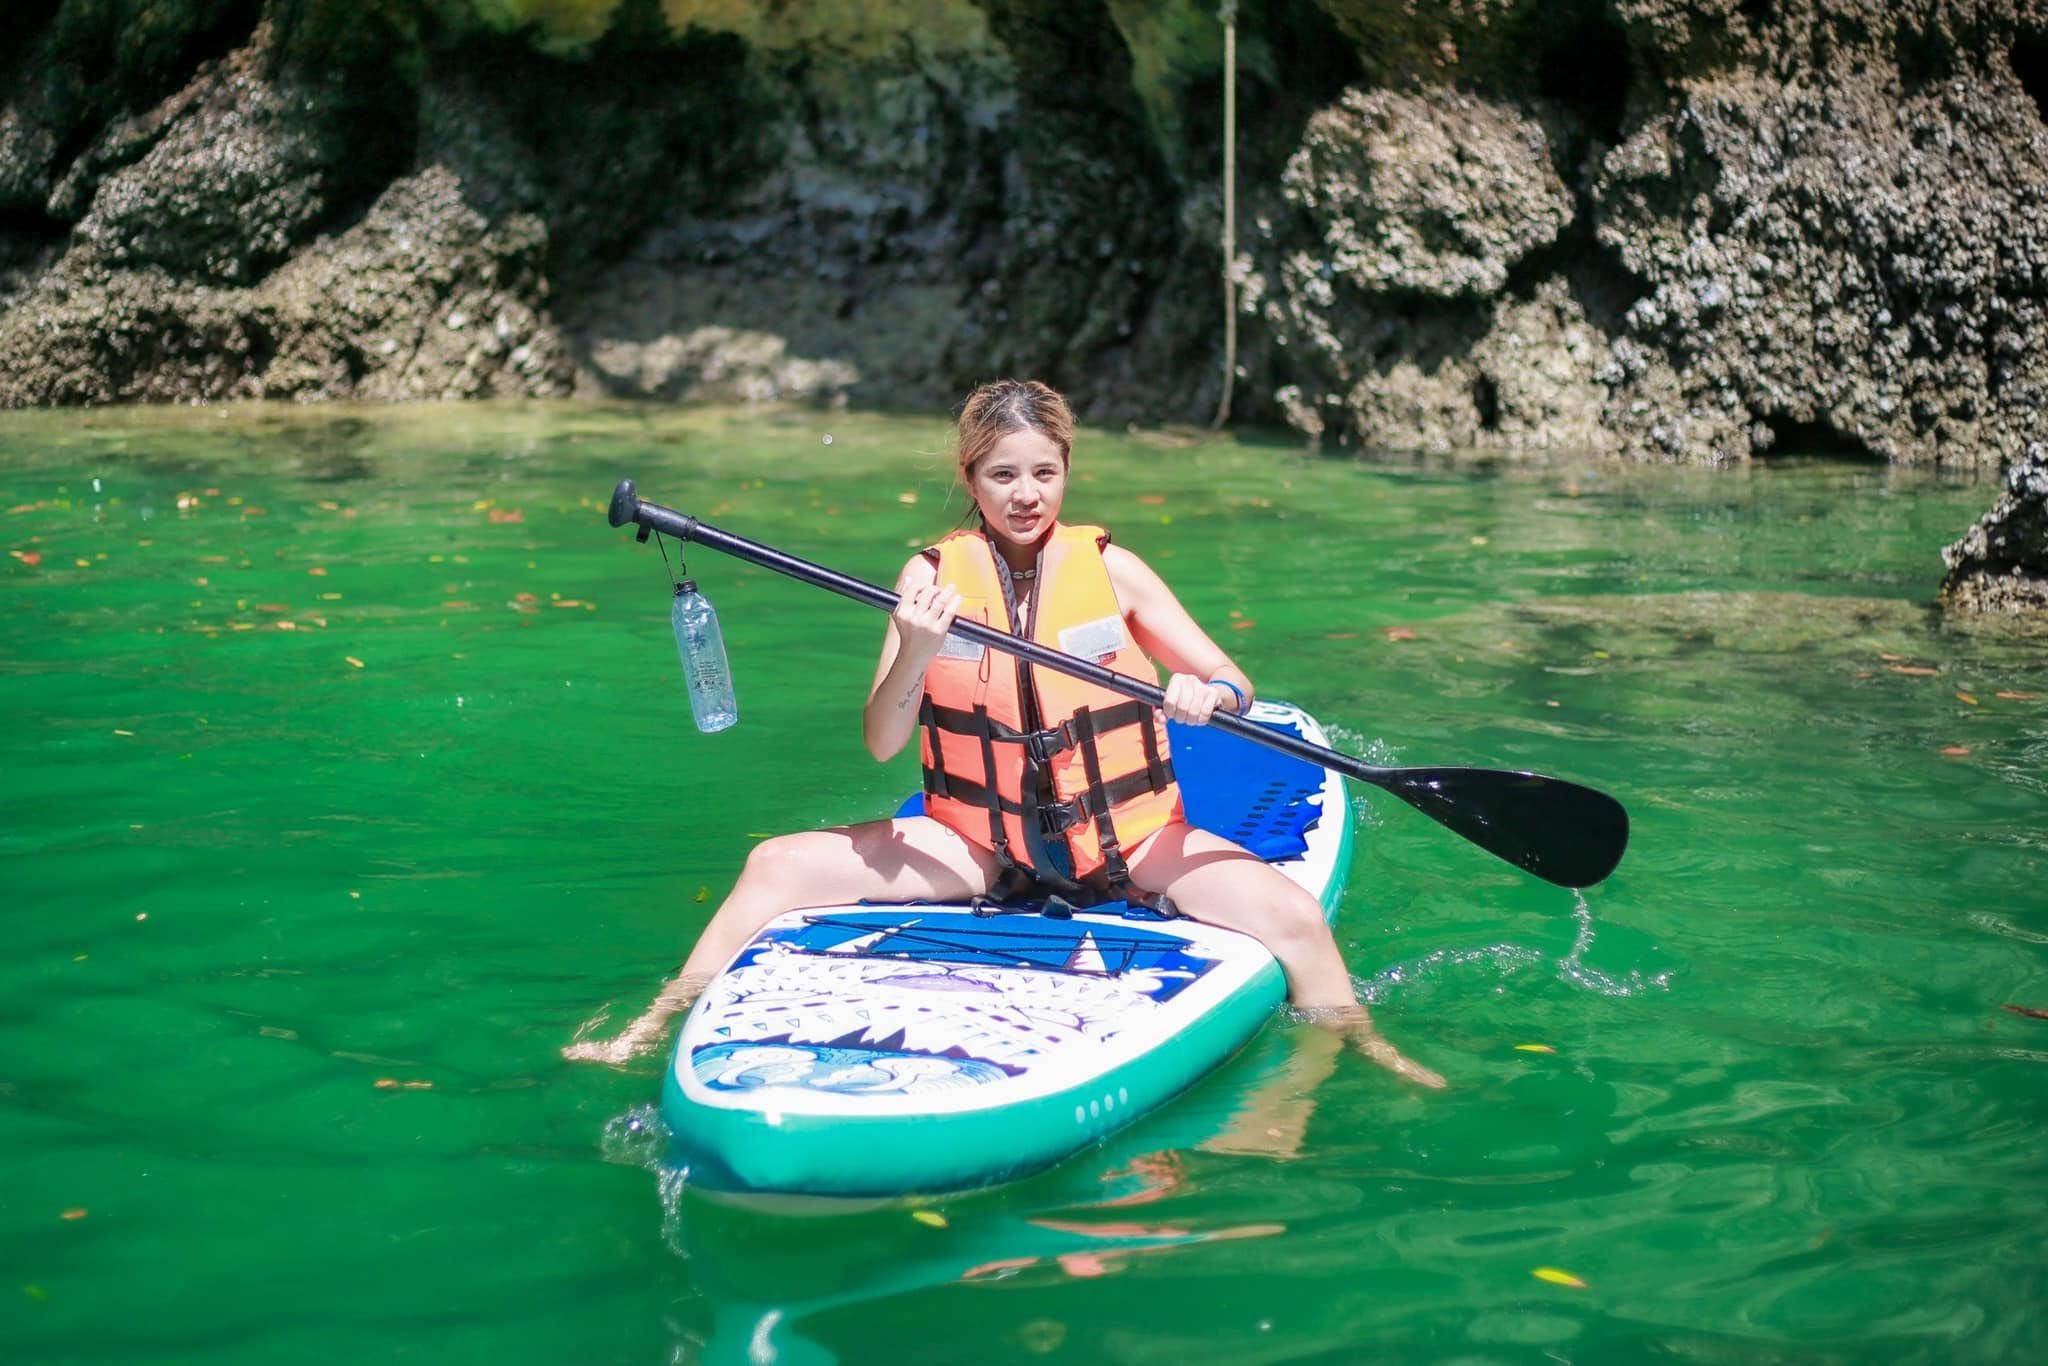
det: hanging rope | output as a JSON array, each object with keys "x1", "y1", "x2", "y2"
[{"x1": 1211, "y1": 1, "x2": 1239, "y2": 428}]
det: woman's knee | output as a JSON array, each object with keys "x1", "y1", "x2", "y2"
[
  {"x1": 735, "y1": 831, "x2": 826, "y2": 896},
  {"x1": 1263, "y1": 886, "x2": 1333, "y2": 950}
]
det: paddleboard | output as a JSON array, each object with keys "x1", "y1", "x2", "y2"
[{"x1": 661, "y1": 700, "x2": 1350, "y2": 1195}]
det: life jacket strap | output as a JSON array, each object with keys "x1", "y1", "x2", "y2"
[
  {"x1": 971, "y1": 703, "x2": 1015, "y2": 868},
  {"x1": 922, "y1": 698, "x2": 1077, "y2": 764},
  {"x1": 917, "y1": 694, "x2": 952, "y2": 801},
  {"x1": 1069, "y1": 705, "x2": 1131, "y2": 885},
  {"x1": 918, "y1": 697, "x2": 1174, "y2": 893}
]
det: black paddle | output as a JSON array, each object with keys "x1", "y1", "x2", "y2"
[{"x1": 607, "y1": 480, "x2": 1629, "y2": 888}]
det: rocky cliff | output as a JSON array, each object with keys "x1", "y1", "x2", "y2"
[{"x1": 3, "y1": 1, "x2": 2047, "y2": 494}]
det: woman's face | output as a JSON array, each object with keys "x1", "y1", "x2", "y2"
[{"x1": 967, "y1": 427, "x2": 1068, "y2": 551}]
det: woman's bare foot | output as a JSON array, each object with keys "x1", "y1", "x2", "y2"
[
  {"x1": 1298, "y1": 1004, "x2": 1447, "y2": 1089},
  {"x1": 561, "y1": 972, "x2": 711, "y2": 1065}
]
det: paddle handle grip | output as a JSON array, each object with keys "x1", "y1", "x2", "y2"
[{"x1": 608, "y1": 481, "x2": 1382, "y2": 781}]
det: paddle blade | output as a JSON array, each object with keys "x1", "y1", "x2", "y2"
[{"x1": 1373, "y1": 767, "x2": 1629, "y2": 888}]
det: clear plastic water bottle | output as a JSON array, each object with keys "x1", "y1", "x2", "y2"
[{"x1": 671, "y1": 580, "x2": 738, "y2": 733}]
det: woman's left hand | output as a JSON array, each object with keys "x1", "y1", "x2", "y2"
[{"x1": 1161, "y1": 673, "x2": 1226, "y2": 726}]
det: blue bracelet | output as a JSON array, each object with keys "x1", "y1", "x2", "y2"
[{"x1": 1209, "y1": 678, "x2": 1248, "y2": 713}]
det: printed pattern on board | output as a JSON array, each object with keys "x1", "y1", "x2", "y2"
[{"x1": 690, "y1": 913, "x2": 1223, "y2": 1096}]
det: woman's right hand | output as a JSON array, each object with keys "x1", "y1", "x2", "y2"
[{"x1": 893, "y1": 581, "x2": 962, "y2": 666}]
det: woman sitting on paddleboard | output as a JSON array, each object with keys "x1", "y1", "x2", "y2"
[{"x1": 570, "y1": 380, "x2": 1442, "y2": 1087}]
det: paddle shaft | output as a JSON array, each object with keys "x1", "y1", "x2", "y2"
[
  {"x1": 615, "y1": 488, "x2": 1386, "y2": 781},
  {"x1": 608, "y1": 480, "x2": 1629, "y2": 888}
]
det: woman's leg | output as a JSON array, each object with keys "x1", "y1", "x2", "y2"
[
  {"x1": 1121, "y1": 823, "x2": 1445, "y2": 1088},
  {"x1": 564, "y1": 816, "x2": 1000, "y2": 1063}
]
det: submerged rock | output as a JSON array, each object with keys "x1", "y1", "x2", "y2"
[{"x1": 1941, "y1": 445, "x2": 2048, "y2": 615}]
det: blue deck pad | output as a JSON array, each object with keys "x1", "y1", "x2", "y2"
[
  {"x1": 895, "y1": 713, "x2": 1325, "y2": 862},
  {"x1": 734, "y1": 911, "x2": 1222, "y2": 1004}
]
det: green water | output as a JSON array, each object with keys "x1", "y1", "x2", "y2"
[{"x1": 3, "y1": 402, "x2": 2044, "y2": 1364}]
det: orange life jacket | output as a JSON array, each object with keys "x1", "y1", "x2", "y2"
[{"x1": 918, "y1": 523, "x2": 1183, "y2": 889}]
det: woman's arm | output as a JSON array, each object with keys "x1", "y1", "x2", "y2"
[
  {"x1": 864, "y1": 555, "x2": 960, "y2": 761},
  {"x1": 1103, "y1": 544, "x2": 1252, "y2": 725}
]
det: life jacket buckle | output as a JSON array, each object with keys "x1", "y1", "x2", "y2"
[
  {"x1": 1038, "y1": 799, "x2": 1083, "y2": 836},
  {"x1": 1022, "y1": 720, "x2": 1076, "y2": 765}
]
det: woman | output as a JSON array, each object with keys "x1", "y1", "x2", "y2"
[{"x1": 569, "y1": 380, "x2": 1443, "y2": 1088}]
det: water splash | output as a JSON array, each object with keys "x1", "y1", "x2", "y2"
[
  {"x1": 599, "y1": 1104, "x2": 670, "y2": 1168},
  {"x1": 1555, "y1": 891, "x2": 1673, "y2": 998},
  {"x1": 599, "y1": 1105, "x2": 695, "y2": 1255},
  {"x1": 1358, "y1": 891, "x2": 1671, "y2": 1005},
  {"x1": 1327, "y1": 725, "x2": 1402, "y2": 829}
]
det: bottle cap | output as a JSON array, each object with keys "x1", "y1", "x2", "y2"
[{"x1": 674, "y1": 580, "x2": 696, "y2": 595}]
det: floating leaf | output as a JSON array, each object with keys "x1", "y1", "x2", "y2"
[
  {"x1": 1514, "y1": 1043, "x2": 1557, "y2": 1054},
  {"x1": 374, "y1": 1078, "x2": 400, "y2": 1089},
  {"x1": 1470, "y1": 535, "x2": 1488, "y2": 546},
  {"x1": 1382, "y1": 626, "x2": 1418, "y2": 642},
  {"x1": 60, "y1": 1209, "x2": 87, "y2": 1221},
  {"x1": 1056, "y1": 1252, "x2": 1116, "y2": 1278},
  {"x1": 1532, "y1": 1267, "x2": 1587, "y2": 1288},
  {"x1": 1878, "y1": 652, "x2": 1904, "y2": 662},
  {"x1": 309, "y1": 566, "x2": 328, "y2": 576},
  {"x1": 961, "y1": 1255, "x2": 1038, "y2": 1281},
  {"x1": 1939, "y1": 745, "x2": 1970, "y2": 756},
  {"x1": 113, "y1": 729, "x2": 133, "y2": 737},
  {"x1": 487, "y1": 508, "x2": 524, "y2": 524},
  {"x1": 1996, "y1": 690, "x2": 2040, "y2": 701},
  {"x1": 1888, "y1": 664, "x2": 1938, "y2": 677},
  {"x1": 345, "y1": 656, "x2": 365, "y2": 669},
  {"x1": 24, "y1": 1285, "x2": 48, "y2": 1301},
  {"x1": 897, "y1": 490, "x2": 918, "y2": 504},
  {"x1": 1323, "y1": 631, "x2": 1358, "y2": 640},
  {"x1": 2001, "y1": 1004, "x2": 2048, "y2": 1020},
  {"x1": 1231, "y1": 620, "x2": 1257, "y2": 630},
  {"x1": 1956, "y1": 692, "x2": 1978, "y2": 705},
  {"x1": 8, "y1": 549, "x2": 39, "y2": 566},
  {"x1": 911, "y1": 1209, "x2": 947, "y2": 1228},
  {"x1": 694, "y1": 886, "x2": 710, "y2": 903},
  {"x1": 1137, "y1": 494, "x2": 1167, "y2": 505}
]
